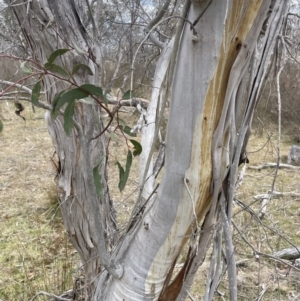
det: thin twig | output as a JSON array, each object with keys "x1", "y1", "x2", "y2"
[{"x1": 30, "y1": 291, "x2": 72, "y2": 301}]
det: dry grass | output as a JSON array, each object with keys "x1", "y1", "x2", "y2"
[
  {"x1": 0, "y1": 103, "x2": 141, "y2": 300},
  {"x1": 0, "y1": 101, "x2": 299, "y2": 301},
  {"x1": 0, "y1": 103, "x2": 77, "y2": 300}
]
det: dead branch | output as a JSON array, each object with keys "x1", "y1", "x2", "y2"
[
  {"x1": 30, "y1": 290, "x2": 72, "y2": 301},
  {"x1": 254, "y1": 191, "x2": 300, "y2": 200},
  {"x1": 273, "y1": 247, "x2": 300, "y2": 260},
  {"x1": 232, "y1": 220, "x2": 300, "y2": 273},
  {"x1": 249, "y1": 163, "x2": 300, "y2": 170},
  {"x1": 236, "y1": 259, "x2": 251, "y2": 267},
  {"x1": 107, "y1": 97, "x2": 149, "y2": 110}
]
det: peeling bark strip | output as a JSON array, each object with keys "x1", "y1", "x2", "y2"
[
  {"x1": 96, "y1": 1, "x2": 289, "y2": 300},
  {"x1": 9, "y1": 0, "x2": 117, "y2": 296}
]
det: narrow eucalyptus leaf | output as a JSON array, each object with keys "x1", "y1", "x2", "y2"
[
  {"x1": 45, "y1": 62, "x2": 69, "y2": 77},
  {"x1": 51, "y1": 90, "x2": 65, "y2": 119},
  {"x1": 122, "y1": 90, "x2": 133, "y2": 100},
  {"x1": 48, "y1": 49, "x2": 70, "y2": 64},
  {"x1": 123, "y1": 126, "x2": 136, "y2": 137},
  {"x1": 31, "y1": 81, "x2": 41, "y2": 107},
  {"x1": 80, "y1": 84, "x2": 103, "y2": 97},
  {"x1": 109, "y1": 132, "x2": 117, "y2": 141},
  {"x1": 72, "y1": 63, "x2": 94, "y2": 76},
  {"x1": 63, "y1": 100, "x2": 75, "y2": 136},
  {"x1": 118, "y1": 150, "x2": 132, "y2": 191},
  {"x1": 0, "y1": 119, "x2": 3, "y2": 133},
  {"x1": 118, "y1": 118, "x2": 126, "y2": 127},
  {"x1": 77, "y1": 96, "x2": 94, "y2": 105},
  {"x1": 54, "y1": 88, "x2": 89, "y2": 112},
  {"x1": 130, "y1": 139, "x2": 142, "y2": 156}
]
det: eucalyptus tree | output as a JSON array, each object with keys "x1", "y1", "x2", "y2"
[{"x1": 4, "y1": 0, "x2": 290, "y2": 300}]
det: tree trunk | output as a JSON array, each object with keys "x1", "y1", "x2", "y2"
[
  {"x1": 9, "y1": 0, "x2": 290, "y2": 300},
  {"x1": 96, "y1": 0, "x2": 289, "y2": 300},
  {"x1": 9, "y1": 0, "x2": 117, "y2": 297}
]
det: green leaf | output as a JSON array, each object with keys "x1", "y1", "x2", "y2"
[
  {"x1": 77, "y1": 96, "x2": 94, "y2": 105},
  {"x1": 48, "y1": 49, "x2": 69, "y2": 64},
  {"x1": 31, "y1": 81, "x2": 41, "y2": 107},
  {"x1": 117, "y1": 150, "x2": 132, "y2": 191},
  {"x1": 118, "y1": 118, "x2": 126, "y2": 127},
  {"x1": 80, "y1": 84, "x2": 107, "y2": 106},
  {"x1": 54, "y1": 88, "x2": 89, "y2": 112},
  {"x1": 109, "y1": 132, "x2": 118, "y2": 141},
  {"x1": 93, "y1": 157, "x2": 104, "y2": 196},
  {"x1": 80, "y1": 84, "x2": 103, "y2": 98},
  {"x1": 123, "y1": 126, "x2": 136, "y2": 137},
  {"x1": 45, "y1": 62, "x2": 69, "y2": 77},
  {"x1": 130, "y1": 139, "x2": 142, "y2": 156},
  {"x1": 122, "y1": 90, "x2": 133, "y2": 100},
  {"x1": 51, "y1": 90, "x2": 65, "y2": 119},
  {"x1": 72, "y1": 64, "x2": 94, "y2": 76},
  {"x1": 63, "y1": 100, "x2": 75, "y2": 136},
  {"x1": 0, "y1": 119, "x2": 3, "y2": 133}
]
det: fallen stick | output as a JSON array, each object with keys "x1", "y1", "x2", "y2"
[
  {"x1": 273, "y1": 247, "x2": 300, "y2": 260},
  {"x1": 254, "y1": 191, "x2": 300, "y2": 200},
  {"x1": 249, "y1": 163, "x2": 300, "y2": 171}
]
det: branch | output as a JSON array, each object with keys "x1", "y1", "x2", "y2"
[
  {"x1": 30, "y1": 291, "x2": 72, "y2": 301},
  {"x1": 84, "y1": 0, "x2": 99, "y2": 39},
  {"x1": 287, "y1": 13, "x2": 300, "y2": 19},
  {"x1": 254, "y1": 191, "x2": 300, "y2": 200},
  {"x1": 273, "y1": 247, "x2": 300, "y2": 260},
  {"x1": 77, "y1": 124, "x2": 124, "y2": 279},
  {"x1": 0, "y1": 79, "x2": 51, "y2": 110},
  {"x1": 232, "y1": 220, "x2": 300, "y2": 273},
  {"x1": 249, "y1": 163, "x2": 300, "y2": 170},
  {"x1": 221, "y1": 199, "x2": 237, "y2": 301},
  {"x1": 204, "y1": 228, "x2": 224, "y2": 301},
  {"x1": 190, "y1": 0, "x2": 212, "y2": 31},
  {"x1": 261, "y1": 33, "x2": 288, "y2": 218},
  {"x1": 106, "y1": 95, "x2": 149, "y2": 110},
  {"x1": 145, "y1": 0, "x2": 172, "y2": 49},
  {"x1": 0, "y1": 96, "x2": 30, "y2": 101}
]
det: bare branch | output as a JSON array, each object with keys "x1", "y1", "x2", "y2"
[
  {"x1": 232, "y1": 220, "x2": 300, "y2": 272},
  {"x1": 254, "y1": 191, "x2": 300, "y2": 200},
  {"x1": 30, "y1": 291, "x2": 72, "y2": 301},
  {"x1": 145, "y1": 0, "x2": 172, "y2": 49},
  {"x1": 273, "y1": 247, "x2": 300, "y2": 260},
  {"x1": 0, "y1": 79, "x2": 51, "y2": 110},
  {"x1": 249, "y1": 163, "x2": 300, "y2": 170}
]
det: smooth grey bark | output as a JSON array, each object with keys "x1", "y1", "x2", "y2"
[
  {"x1": 139, "y1": 38, "x2": 173, "y2": 200},
  {"x1": 97, "y1": 1, "x2": 233, "y2": 300},
  {"x1": 175, "y1": 1, "x2": 290, "y2": 300},
  {"x1": 96, "y1": 0, "x2": 290, "y2": 300}
]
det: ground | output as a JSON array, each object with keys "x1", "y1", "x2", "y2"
[{"x1": 0, "y1": 102, "x2": 299, "y2": 300}]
